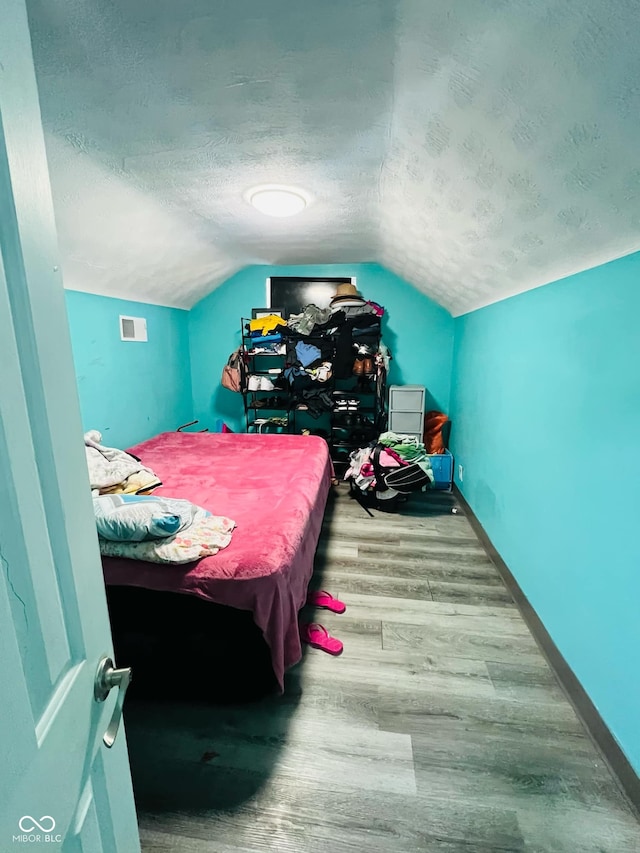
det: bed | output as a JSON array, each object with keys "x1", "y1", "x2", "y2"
[{"x1": 102, "y1": 431, "x2": 333, "y2": 696}]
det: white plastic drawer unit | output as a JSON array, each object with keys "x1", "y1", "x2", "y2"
[
  {"x1": 389, "y1": 385, "x2": 426, "y2": 413},
  {"x1": 389, "y1": 410, "x2": 424, "y2": 434},
  {"x1": 387, "y1": 430, "x2": 423, "y2": 446}
]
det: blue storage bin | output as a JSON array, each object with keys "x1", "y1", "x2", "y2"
[{"x1": 427, "y1": 449, "x2": 453, "y2": 490}]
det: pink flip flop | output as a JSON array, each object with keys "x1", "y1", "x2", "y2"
[
  {"x1": 306, "y1": 590, "x2": 346, "y2": 614},
  {"x1": 300, "y1": 623, "x2": 343, "y2": 656}
]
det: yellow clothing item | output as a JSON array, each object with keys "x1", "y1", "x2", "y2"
[
  {"x1": 100, "y1": 470, "x2": 162, "y2": 495},
  {"x1": 249, "y1": 314, "x2": 287, "y2": 335}
]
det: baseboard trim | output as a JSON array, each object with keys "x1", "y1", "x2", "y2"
[{"x1": 452, "y1": 485, "x2": 640, "y2": 817}]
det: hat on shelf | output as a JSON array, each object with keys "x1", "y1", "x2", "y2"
[{"x1": 330, "y1": 282, "x2": 367, "y2": 308}]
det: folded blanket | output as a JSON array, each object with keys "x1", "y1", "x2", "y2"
[
  {"x1": 377, "y1": 431, "x2": 434, "y2": 479},
  {"x1": 98, "y1": 514, "x2": 236, "y2": 564},
  {"x1": 84, "y1": 430, "x2": 161, "y2": 494}
]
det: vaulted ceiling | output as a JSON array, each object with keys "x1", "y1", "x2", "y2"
[{"x1": 27, "y1": 0, "x2": 640, "y2": 315}]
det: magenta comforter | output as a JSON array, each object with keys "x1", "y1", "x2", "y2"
[{"x1": 101, "y1": 432, "x2": 333, "y2": 689}]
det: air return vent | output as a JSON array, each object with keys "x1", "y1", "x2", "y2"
[{"x1": 119, "y1": 315, "x2": 147, "y2": 342}]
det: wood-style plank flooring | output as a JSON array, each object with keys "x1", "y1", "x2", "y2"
[{"x1": 127, "y1": 485, "x2": 640, "y2": 852}]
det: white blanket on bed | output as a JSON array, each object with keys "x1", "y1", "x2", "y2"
[{"x1": 84, "y1": 430, "x2": 160, "y2": 493}]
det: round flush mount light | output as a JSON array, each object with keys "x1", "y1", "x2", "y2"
[{"x1": 246, "y1": 184, "x2": 309, "y2": 217}]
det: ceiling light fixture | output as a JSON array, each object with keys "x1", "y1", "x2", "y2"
[{"x1": 247, "y1": 185, "x2": 308, "y2": 217}]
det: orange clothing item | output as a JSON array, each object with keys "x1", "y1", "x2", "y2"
[{"x1": 423, "y1": 411, "x2": 449, "y2": 454}]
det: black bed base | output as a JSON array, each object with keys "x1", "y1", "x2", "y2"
[{"x1": 106, "y1": 586, "x2": 278, "y2": 703}]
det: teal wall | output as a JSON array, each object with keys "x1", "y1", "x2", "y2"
[
  {"x1": 449, "y1": 252, "x2": 640, "y2": 773},
  {"x1": 189, "y1": 263, "x2": 455, "y2": 432},
  {"x1": 65, "y1": 291, "x2": 193, "y2": 448}
]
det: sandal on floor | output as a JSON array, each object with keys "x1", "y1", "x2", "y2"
[
  {"x1": 306, "y1": 590, "x2": 346, "y2": 614},
  {"x1": 300, "y1": 623, "x2": 343, "y2": 656}
]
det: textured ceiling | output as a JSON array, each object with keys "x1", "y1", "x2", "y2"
[{"x1": 27, "y1": 0, "x2": 640, "y2": 314}]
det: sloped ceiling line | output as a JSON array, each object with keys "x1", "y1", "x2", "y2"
[{"x1": 27, "y1": 0, "x2": 640, "y2": 314}]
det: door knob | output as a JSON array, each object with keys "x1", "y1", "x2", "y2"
[{"x1": 94, "y1": 656, "x2": 132, "y2": 748}]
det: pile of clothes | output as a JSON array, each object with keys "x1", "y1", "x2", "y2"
[
  {"x1": 246, "y1": 313, "x2": 287, "y2": 347},
  {"x1": 84, "y1": 431, "x2": 235, "y2": 564},
  {"x1": 239, "y1": 285, "x2": 388, "y2": 420},
  {"x1": 84, "y1": 430, "x2": 161, "y2": 495},
  {"x1": 279, "y1": 286, "x2": 386, "y2": 416},
  {"x1": 345, "y1": 431, "x2": 434, "y2": 507},
  {"x1": 288, "y1": 304, "x2": 333, "y2": 335},
  {"x1": 378, "y1": 431, "x2": 433, "y2": 470},
  {"x1": 282, "y1": 336, "x2": 336, "y2": 417}
]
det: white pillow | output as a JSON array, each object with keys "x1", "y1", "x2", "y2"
[{"x1": 93, "y1": 494, "x2": 208, "y2": 542}]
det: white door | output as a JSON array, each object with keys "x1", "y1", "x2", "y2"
[{"x1": 0, "y1": 1, "x2": 140, "y2": 850}]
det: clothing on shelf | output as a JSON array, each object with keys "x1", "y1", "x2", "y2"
[
  {"x1": 377, "y1": 342, "x2": 391, "y2": 374},
  {"x1": 295, "y1": 340, "x2": 322, "y2": 367},
  {"x1": 238, "y1": 295, "x2": 388, "y2": 458},
  {"x1": 248, "y1": 342, "x2": 286, "y2": 355},
  {"x1": 365, "y1": 300, "x2": 385, "y2": 317},
  {"x1": 249, "y1": 332, "x2": 283, "y2": 345},
  {"x1": 249, "y1": 314, "x2": 287, "y2": 336},
  {"x1": 336, "y1": 303, "x2": 378, "y2": 319},
  {"x1": 297, "y1": 389, "x2": 334, "y2": 417},
  {"x1": 287, "y1": 304, "x2": 333, "y2": 335},
  {"x1": 306, "y1": 362, "x2": 333, "y2": 382}
]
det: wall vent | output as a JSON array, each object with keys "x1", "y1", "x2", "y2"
[{"x1": 119, "y1": 315, "x2": 147, "y2": 342}]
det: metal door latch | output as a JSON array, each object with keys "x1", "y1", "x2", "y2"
[{"x1": 94, "y1": 656, "x2": 132, "y2": 748}]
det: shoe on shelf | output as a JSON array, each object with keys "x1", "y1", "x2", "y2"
[
  {"x1": 352, "y1": 358, "x2": 364, "y2": 376},
  {"x1": 362, "y1": 357, "x2": 375, "y2": 375},
  {"x1": 260, "y1": 376, "x2": 275, "y2": 390},
  {"x1": 247, "y1": 375, "x2": 261, "y2": 391},
  {"x1": 265, "y1": 395, "x2": 288, "y2": 409}
]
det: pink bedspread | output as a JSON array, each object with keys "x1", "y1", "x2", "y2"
[{"x1": 102, "y1": 432, "x2": 333, "y2": 689}]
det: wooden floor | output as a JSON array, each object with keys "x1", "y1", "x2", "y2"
[{"x1": 127, "y1": 485, "x2": 640, "y2": 852}]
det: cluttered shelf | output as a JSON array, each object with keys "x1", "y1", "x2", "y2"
[
  {"x1": 237, "y1": 283, "x2": 388, "y2": 460},
  {"x1": 220, "y1": 279, "x2": 453, "y2": 511}
]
